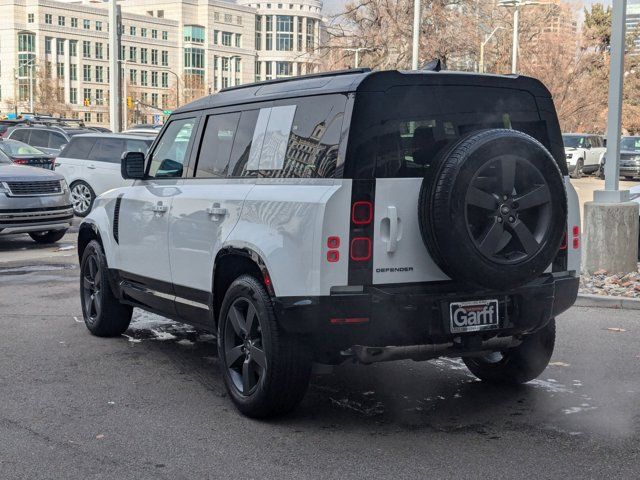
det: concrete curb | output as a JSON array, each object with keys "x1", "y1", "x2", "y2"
[{"x1": 575, "y1": 293, "x2": 640, "y2": 310}]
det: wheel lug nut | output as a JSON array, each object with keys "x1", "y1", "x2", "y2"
[
  {"x1": 497, "y1": 217, "x2": 503, "y2": 223},
  {"x1": 503, "y1": 195, "x2": 508, "y2": 201},
  {"x1": 509, "y1": 216, "x2": 515, "y2": 223}
]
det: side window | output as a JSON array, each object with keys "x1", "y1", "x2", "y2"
[
  {"x1": 584, "y1": 137, "x2": 592, "y2": 149},
  {"x1": 125, "y1": 139, "x2": 151, "y2": 154},
  {"x1": 228, "y1": 110, "x2": 259, "y2": 177},
  {"x1": 60, "y1": 137, "x2": 95, "y2": 159},
  {"x1": 49, "y1": 132, "x2": 67, "y2": 149},
  {"x1": 88, "y1": 138, "x2": 125, "y2": 163},
  {"x1": 30, "y1": 130, "x2": 49, "y2": 148},
  {"x1": 195, "y1": 112, "x2": 241, "y2": 178},
  {"x1": 247, "y1": 105, "x2": 296, "y2": 172},
  {"x1": 148, "y1": 118, "x2": 197, "y2": 178},
  {"x1": 11, "y1": 129, "x2": 29, "y2": 143}
]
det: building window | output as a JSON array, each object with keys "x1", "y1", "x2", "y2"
[
  {"x1": 152, "y1": 29, "x2": 158, "y2": 39},
  {"x1": 130, "y1": 26, "x2": 136, "y2": 36},
  {"x1": 161, "y1": 50, "x2": 168, "y2": 66},
  {"x1": 18, "y1": 32, "x2": 35, "y2": 53},
  {"x1": 151, "y1": 71, "x2": 158, "y2": 87},
  {"x1": 95, "y1": 43, "x2": 103, "y2": 59},
  {"x1": 141, "y1": 70, "x2": 148, "y2": 86},
  {"x1": 235, "y1": 34, "x2": 242, "y2": 48},
  {"x1": 83, "y1": 41, "x2": 91, "y2": 58},
  {"x1": 96, "y1": 66, "x2": 104, "y2": 82},
  {"x1": 56, "y1": 62, "x2": 65, "y2": 78},
  {"x1": 221, "y1": 31, "x2": 232, "y2": 46},
  {"x1": 255, "y1": 60, "x2": 261, "y2": 82},
  {"x1": 56, "y1": 39, "x2": 65, "y2": 55},
  {"x1": 45, "y1": 37, "x2": 52, "y2": 54},
  {"x1": 70, "y1": 88, "x2": 77, "y2": 104},
  {"x1": 71, "y1": 17, "x2": 78, "y2": 28},
  {"x1": 141, "y1": 27, "x2": 147, "y2": 37},
  {"x1": 224, "y1": 13, "x2": 232, "y2": 23},
  {"x1": 237, "y1": 15, "x2": 243, "y2": 25},
  {"x1": 213, "y1": 30, "x2": 219, "y2": 45},
  {"x1": 157, "y1": 10, "x2": 164, "y2": 18},
  {"x1": 276, "y1": 16, "x2": 293, "y2": 51},
  {"x1": 95, "y1": 89, "x2": 104, "y2": 105},
  {"x1": 151, "y1": 93, "x2": 158, "y2": 107},
  {"x1": 141, "y1": 48, "x2": 148, "y2": 64},
  {"x1": 184, "y1": 25, "x2": 205, "y2": 43},
  {"x1": 83, "y1": 88, "x2": 91, "y2": 105},
  {"x1": 265, "y1": 61, "x2": 273, "y2": 80},
  {"x1": 45, "y1": 14, "x2": 52, "y2": 24},
  {"x1": 58, "y1": 16, "x2": 65, "y2": 26},
  {"x1": 84, "y1": 112, "x2": 91, "y2": 122},
  {"x1": 256, "y1": 15, "x2": 262, "y2": 50},
  {"x1": 83, "y1": 65, "x2": 91, "y2": 82},
  {"x1": 151, "y1": 49, "x2": 158, "y2": 65},
  {"x1": 83, "y1": 19, "x2": 90, "y2": 29},
  {"x1": 266, "y1": 15, "x2": 273, "y2": 50},
  {"x1": 306, "y1": 18, "x2": 315, "y2": 50},
  {"x1": 28, "y1": 13, "x2": 34, "y2": 23},
  {"x1": 297, "y1": 17, "x2": 302, "y2": 50},
  {"x1": 96, "y1": 113, "x2": 104, "y2": 123},
  {"x1": 162, "y1": 94, "x2": 168, "y2": 108},
  {"x1": 276, "y1": 61, "x2": 292, "y2": 77},
  {"x1": 129, "y1": 69, "x2": 137, "y2": 85},
  {"x1": 70, "y1": 64, "x2": 77, "y2": 80},
  {"x1": 214, "y1": 12, "x2": 220, "y2": 21},
  {"x1": 184, "y1": 48, "x2": 205, "y2": 69},
  {"x1": 162, "y1": 31, "x2": 168, "y2": 40},
  {"x1": 96, "y1": 21, "x2": 102, "y2": 31},
  {"x1": 161, "y1": 72, "x2": 168, "y2": 87},
  {"x1": 129, "y1": 46, "x2": 137, "y2": 62}
]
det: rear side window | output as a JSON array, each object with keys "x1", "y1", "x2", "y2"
[
  {"x1": 60, "y1": 137, "x2": 96, "y2": 159},
  {"x1": 89, "y1": 138, "x2": 125, "y2": 163},
  {"x1": 30, "y1": 130, "x2": 49, "y2": 148},
  {"x1": 49, "y1": 132, "x2": 67, "y2": 149},
  {"x1": 125, "y1": 139, "x2": 152, "y2": 154},
  {"x1": 10, "y1": 129, "x2": 30, "y2": 143},
  {"x1": 347, "y1": 86, "x2": 553, "y2": 178},
  {"x1": 195, "y1": 113, "x2": 241, "y2": 178}
]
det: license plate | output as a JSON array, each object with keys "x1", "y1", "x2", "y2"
[{"x1": 449, "y1": 299, "x2": 499, "y2": 333}]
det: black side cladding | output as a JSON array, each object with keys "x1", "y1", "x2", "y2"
[{"x1": 113, "y1": 195, "x2": 123, "y2": 244}]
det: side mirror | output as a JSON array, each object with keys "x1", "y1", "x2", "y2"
[
  {"x1": 156, "y1": 159, "x2": 183, "y2": 178},
  {"x1": 121, "y1": 151, "x2": 146, "y2": 179}
]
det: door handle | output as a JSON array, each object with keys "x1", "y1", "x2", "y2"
[
  {"x1": 87, "y1": 165, "x2": 96, "y2": 170},
  {"x1": 207, "y1": 203, "x2": 228, "y2": 219},
  {"x1": 152, "y1": 201, "x2": 168, "y2": 214},
  {"x1": 387, "y1": 206, "x2": 399, "y2": 253}
]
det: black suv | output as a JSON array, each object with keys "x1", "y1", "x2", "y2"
[{"x1": 7, "y1": 124, "x2": 92, "y2": 156}]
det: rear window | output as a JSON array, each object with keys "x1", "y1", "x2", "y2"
[
  {"x1": 10, "y1": 129, "x2": 30, "y2": 143},
  {"x1": 89, "y1": 138, "x2": 125, "y2": 163},
  {"x1": 347, "y1": 86, "x2": 555, "y2": 178},
  {"x1": 60, "y1": 137, "x2": 96, "y2": 159}
]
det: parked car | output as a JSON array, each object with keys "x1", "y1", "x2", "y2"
[
  {"x1": 55, "y1": 133, "x2": 153, "y2": 216},
  {"x1": 600, "y1": 136, "x2": 640, "y2": 180},
  {"x1": 121, "y1": 127, "x2": 160, "y2": 137},
  {"x1": 0, "y1": 149, "x2": 72, "y2": 243},
  {"x1": 77, "y1": 69, "x2": 581, "y2": 418},
  {"x1": 0, "y1": 119, "x2": 29, "y2": 138},
  {"x1": 0, "y1": 139, "x2": 55, "y2": 170},
  {"x1": 6, "y1": 125, "x2": 93, "y2": 156},
  {"x1": 562, "y1": 133, "x2": 606, "y2": 178}
]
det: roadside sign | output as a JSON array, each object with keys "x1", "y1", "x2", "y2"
[
  {"x1": 153, "y1": 114, "x2": 161, "y2": 125},
  {"x1": 163, "y1": 110, "x2": 172, "y2": 115}
]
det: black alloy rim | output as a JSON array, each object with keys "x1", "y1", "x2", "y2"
[
  {"x1": 82, "y1": 253, "x2": 102, "y2": 324},
  {"x1": 224, "y1": 297, "x2": 267, "y2": 396},
  {"x1": 465, "y1": 155, "x2": 552, "y2": 264}
]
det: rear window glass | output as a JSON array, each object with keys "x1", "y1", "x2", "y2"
[
  {"x1": 10, "y1": 129, "x2": 29, "y2": 143},
  {"x1": 30, "y1": 130, "x2": 49, "y2": 148},
  {"x1": 61, "y1": 137, "x2": 96, "y2": 159},
  {"x1": 347, "y1": 86, "x2": 551, "y2": 178},
  {"x1": 89, "y1": 138, "x2": 125, "y2": 163}
]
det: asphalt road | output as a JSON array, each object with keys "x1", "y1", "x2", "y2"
[{"x1": 1, "y1": 231, "x2": 640, "y2": 479}]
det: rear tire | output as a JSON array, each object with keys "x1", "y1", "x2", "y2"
[
  {"x1": 218, "y1": 274, "x2": 312, "y2": 418},
  {"x1": 463, "y1": 318, "x2": 556, "y2": 384},
  {"x1": 80, "y1": 240, "x2": 132, "y2": 337},
  {"x1": 29, "y1": 229, "x2": 67, "y2": 244},
  {"x1": 70, "y1": 181, "x2": 95, "y2": 217},
  {"x1": 624, "y1": 176, "x2": 634, "y2": 180},
  {"x1": 570, "y1": 160, "x2": 583, "y2": 179}
]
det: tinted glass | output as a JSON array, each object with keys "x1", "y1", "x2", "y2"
[
  {"x1": 148, "y1": 118, "x2": 196, "y2": 178},
  {"x1": 10, "y1": 130, "x2": 29, "y2": 143},
  {"x1": 2, "y1": 140, "x2": 44, "y2": 156},
  {"x1": 563, "y1": 135, "x2": 585, "y2": 148},
  {"x1": 348, "y1": 86, "x2": 552, "y2": 179},
  {"x1": 60, "y1": 137, "x2": 96, "y2": 159},
  {"x1": 195, "y1": 113, "x2": 241, "y2": 178},
  {"x1": 49, "y1": 132, "x2": 67, "y2": 149},
  {"x1": 0, "y1": 149, "x2": 10, "y2": 164},
  {"x1": 621, "y1": 137, "x2": 640, "y2": 152},
  {"x1": 89, "y1": 138, "x2": 125, "y2": 163},
  {"x1": 228, "y1": 110, "x2": 260, "y2": 177},
  {"x1": 125, "y1": 139, "x2": 152, "y2": 154},
  {"x1": 30, "y1": 130, "x2": 49, "y2": 148}
]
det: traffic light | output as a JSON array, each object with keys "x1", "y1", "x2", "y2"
[
  {"x1": 83, "y1": 98, "x2": 90, "y2": 107},
  {"x1": 127, "y1": 96, "x2": 133, "y2": 109}
]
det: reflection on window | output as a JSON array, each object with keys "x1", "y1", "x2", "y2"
[
  {"x1": 196, "y1": 113, "x2": 241, "y2": 177},
  {"x1": 148, "y1": 119, "x2": 195, "y2": 178},
  {"x1": 247, "y1": 105, "x2": 296, "y2": 171}
]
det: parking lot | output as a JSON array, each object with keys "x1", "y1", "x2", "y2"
[{"x1": 1, "y1": 178, "x2": 639, "y2": 479}]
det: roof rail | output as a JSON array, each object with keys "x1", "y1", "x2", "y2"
[{"x1": 219, "y1": 68, "x2": 372, "y2": 93}]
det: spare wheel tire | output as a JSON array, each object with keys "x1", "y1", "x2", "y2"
[{"x1": 419, "y1": 129, "x2": 567, "y2": 290}]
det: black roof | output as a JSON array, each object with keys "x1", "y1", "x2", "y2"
[{"x1": 174, "y1": 69, "x2": 553, "y2": 115}]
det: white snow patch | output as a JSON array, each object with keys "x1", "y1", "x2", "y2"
[
  {"x1": 121, "y1": 333, "x2": 141, "y2": 344},
  {"x1": 529, "y1": 379, "x2": 573, "y2": 394},
  {"x1": 150, "y1": 329, "x2": 177, "y2": 341},
  {"x1": 563, "y1": 405, "x2": 597, "y2": 415},
  {"x1": 176, "y1": 339, "x2": 194, "y2": 347},
  {"x1": 197, "y1": 334, "x2": 216, "y2": 342}
]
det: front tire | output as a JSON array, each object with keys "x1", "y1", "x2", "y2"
[
  {"x1": 29, "y1": 229, "x2": 67, "y2": 244},
  {"x1": 80, "y1": 240, "x2": 132, "y2": 337},
  {"x1": 570, "y1": 159, "x2": 583, "y2": 179},
  {"x1": 463, "y1": 318, "x2": 556, "y2": 384},
  {"x1": 70, "y1": 181, "x2": 95, "y2": 217},
  {"x1": 218, "y1": 275, "x2": 311, "y2": 418}
]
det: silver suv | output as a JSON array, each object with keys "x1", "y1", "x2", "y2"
[{"x1": 0, "y1": 151, "x2": 72, "y2": 243}]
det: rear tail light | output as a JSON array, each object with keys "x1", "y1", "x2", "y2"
[
  {"x1": 327, "y1": 250, "x2": 340, "y2": 263},
  {"x1": 12, "y1": 158, "x2": 27, "y2": 165},
  {"x1": 350, "y1": 237, "x2": 372, "y2": 261},
  {"x1": 352, "y1": 201, "x2": 373, "y2": 225},
  {"x1": 572, "y1": 225, "x2": 580, "y2": 250},
  {"x1": 327, "y1": 236, "x2": 340, "y2": 249}
]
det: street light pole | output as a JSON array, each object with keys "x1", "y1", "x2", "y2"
[
  {"x1": 411, "y1": 0, "x2": 421, "y2": 70},
  {"x1": 479, "y1": 27, "x2": 504, "y2": 74},
  {"x1": 345, "y1": 47, "x2": 373, "y2": 68},
  {"x1": 108, "y1": 0, "x2": 121, "y2": 132},
  {"x1": 511, "y1": 5, "x2": 519, "y2": 74}
]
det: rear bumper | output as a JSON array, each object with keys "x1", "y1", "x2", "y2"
[{"x1": 273, "y1": 274, "x2": 579, "y2": 361}]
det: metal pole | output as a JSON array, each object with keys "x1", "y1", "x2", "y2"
[
  {"x1": 479, "y1": 42, "x2": 485, "y2": 74},
  {"x1": 354, "y1": 49, "x2": 360, "y2": 68},
  {"x1": 512, "y1": 5, "x2": 519, "y2": 74},
  {"x1": 28, "y1": 63, "x2": 34, "y2": 113},
  {"x1": 411, "y1": 0, "x2": 420, "y2": 70},
  {"x1": 122, "y1": 64, "x2": 127, "y2": 131},
  {"x1": 108, "y1": 0, "x2": 120, "y2": 132},
  {"x1": 598, "y1": 0, "x2": 628, "y2": 201}
]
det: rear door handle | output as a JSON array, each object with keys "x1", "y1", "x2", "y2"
[
  {"x1": 152, "y1": 201, "x2": 168, "y2": 214},
  {"x1": 207, "y1": 203, "x2": 228, "y2": 220}
]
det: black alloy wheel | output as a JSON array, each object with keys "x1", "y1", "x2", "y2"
[
  {"x1": 82, "y1": 252, "x2": 102, "y2": 326},
  {"x1": 223, "y1": 297, "x2": 267, "y2": 396},
  {"x1": 465, "y1": 155, "x2": 552, "y2": 264}
]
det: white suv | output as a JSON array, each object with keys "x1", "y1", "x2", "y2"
[
  {"x1": 77, "y1": 69, "x2": 581, "y2": 418},
  {"x1": 562, "y1": 133, "x2": 606, "y2": 178}
]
